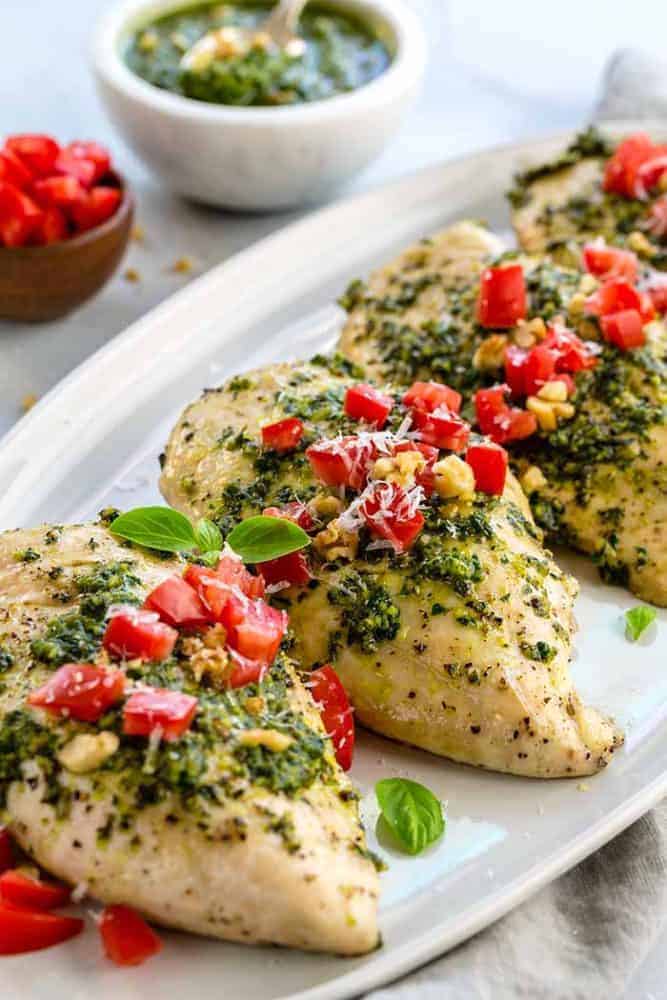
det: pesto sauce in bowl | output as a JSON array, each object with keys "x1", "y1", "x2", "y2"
[{"x1": 125, "y1": 2, "x2": 391, "y2": 107}]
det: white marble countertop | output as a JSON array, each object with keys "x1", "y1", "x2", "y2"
[{"x1": 1, "y1": 1, "x2": 666, "y2": 996}]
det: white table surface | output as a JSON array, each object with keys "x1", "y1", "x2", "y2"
[{"x1": 1, "y1": 1, "x2": 666, "y2": 996}]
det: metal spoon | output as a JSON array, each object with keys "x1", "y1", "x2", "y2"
[{"x1": 181, "y1": 0, "x2": 310, "y2": 72}]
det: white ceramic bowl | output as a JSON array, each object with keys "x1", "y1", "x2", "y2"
[{"x1": 92, "y1": 0, "x2": 426, "y2": 211}]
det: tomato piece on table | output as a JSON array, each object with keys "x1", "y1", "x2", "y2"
[
  {"x1": 263, "y1": 501, "x2": 314, "y2": 532},
  {"x1": 99, "y1": 904, "x2": 162, "y2": 967},
  {"x1": 0, "y1": 870, "x2": 70, "y2": 911},
  {"x1": 475, "y1": 385, "x2": 537, "y2": 444},
  {"x1": 6, "y1": 135, "x2": 60, "y2": 178},
  {"x1": 123, "y1": 688, "x2": 197, "y2": 741},
  {"x1": 143, "y1": 576, "x2": 211, "y2": 629},
  {"x1": 344, "y1": 384, "x2": 393, "y2": 428},
  {"x1": 222, "y1": 597, "x2": 287, "y2": 665},
  {"x1": 602, "y1": 133, "x2": 653, "y2": 198},
  {"x1": 31, "y1": 174, "x2": 85, "y2": 209},
  {"x1": 0, "y1": 903, "x2": 83, "y2": 955},
  {"x1": 0, "y1": 148, "x2": 32, "y2": 189},
  {"x1": 227, "y1": 648, "x2": 268, "y2": 688},
  {"x1": 582, "y1": 241, "x2": 638, "y2": 282},
  {"x1": 70, "y1": 186, "x2": 121, "y2": 232},
  {"x1": 103, "y1": 608, "x2": 178, "y2": 662},
  {"x1": 31, "y1": 206, "x2": 67, "y2": 246},
  {"x1": 359, "y1": 482, "x2": 424, "y2": 553},
  {"x1": 309, "y1": 665, "x2": 354, "y2": 771},
  {"x1": 465, "y1": 443, "x2": 508, "y2": 495},
  {"x1": 0, "y1": 830, "x2": 15, "y2": 875},
  {"x1": 600, "y1": 309, "x2": 645, "y2": 350},
  {"x1": 64, "y1": 141, "x2": 111, "y2": 184},
  {"x1": 0, "y1": 182, "x2": 43, "y2": 247},
  {"x1": 28, "y1": 663, "x2": 125, "y2": 723},
  {"x1": 261, "y1": 416, "x2": 304, "y2": 453},
  {"x1": 307, "y1": 435, "x2": 375, "y2": 490},
  {"x1": 411, "y1": 406, "x2": 470, "y2": 451},
  {"x1": 477, "y1": 264, "x2": 527, "y2": 328},
  {"x1": 256, "y1": 551, "x2": 312, "y2": 587},
  {"x1": 402, "y1": 380, "x2": 462, "y2": 414}
]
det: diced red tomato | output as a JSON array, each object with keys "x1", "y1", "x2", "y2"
[
  {"x1": 103, "y1": 608, "x2": 177, "y2": 662},
  {"x1": 0, "y1": 148, "x2": 32, "y2": 189},
  {"x1": 99, "y1": 905, "x2": 162, "y2": 967},
  {"x1": 214, "y1": 554, "x2": 265, "y2": 598},
  {"x1": 522, "y1": 343, "x2": 556, "y2": 396},
  {"x1": 585, "y1": 278, "x2": 655, "y2": 323},
  {"x1": 344, "y1": 384, "x2": 393, "y2": 428},
  {"x1": 263, "y1": 502, "x2": 314, "y2": 532},
  {"x1": 646, "y1": 281, "x2": 667, "y2": 314},
  {"x1": 30, "y1": 205, "x2": 67, "y2": 246},
  {"x1": 477, "y1": 264, "x2": 527, "y2": 328},
  {"x1": 222, "y1": 596, "x2": 287, "y2": 665},
  {"x1": 411, "y1": 406, "x2": 470, "y2": 452},
  {"x1": 0, "y1": 830, "x2": 14, "y2": 875},
  {"x1": 123, "y1": 688, "x2": 197, "y2": 742},
  {"x1": 227, "y1": 648, "x2": 268, "y2": 688},
  {"x1": 542, "y1": 324, "x2": 599, "y2": 372},
  {"x1": 183, "y1": 563, "x2": 232, "y2": 620},
  {"x1": 256, "y1": 551, "x2": 312, "y2": 587},
  {"x1": 6, "y1": 135, "x2": 60, "y2": 178},
  {"x1": 54, "y1": 149, "x2": 97, "y2": 188},
  {"x1": 600, "y1": 309, "x2": 645, "y2": 350},
  {"x1": 307, "y1": 435, "x2": 376, "y2": 490},
  {"x1": 28, "y1": 663, "x2": 125, "y2": 723},
  {"x1": 402, "y1": 380, "x2": 462, "y2": 414},
  {"x1": 309, "y1": 665, "x2": 354, "y2": 771},
  {"x1": 261, "y1": 417, "x2": 304, "y2": 453},
  {"x1": 359, "y1": 482, "x2": 425, "y2": 553},
  {"x1": 0, "y1": 903, "x2": 83, "y2": 955},
  {"x1": 647, "y1": 196, "x2": 667, "y2": 238},
  {"x1": 393, "y1": 440, "x2": 439, "y2": 495},
  {"x1": 602, "y1": 133, "x2": 654, "y2": 198},
  {"x1": 63, "y1": 141, "x2": 111, "y2": 184},
  {"x1": 143, "y1": 576, "x2": 211, "y2": 629},
  {"x1": 633, "y1": 151, "x2": 667, "y2": 199},
  {"x1": 475, "y1": 385, "x2": 537, "y2": 444},
  {"x1": 582, "y1": 241, "x2": 638, "y2": 282},
  {"x1": 0, "y1": 182, "x2": 43, "y2": 247},
  {"x1": 465, "y1": 443, "x2": 508, "y2": 495},
  {"x1": 69, "y1": 186, "x2": 121, "y2": 233},
  {"x1": 504, "y1": 344, "x2": 528, "y2": 397},
  {"x1": 0, "y1": 870, "x2": 70, "y2": 911},
  {"x1": 31, "y1": 174, "x2": 84, "y2": 209}
]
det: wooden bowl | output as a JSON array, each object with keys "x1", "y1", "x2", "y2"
[{"x1": 0, "y1": 174, "x2": 134, "y2": 323}]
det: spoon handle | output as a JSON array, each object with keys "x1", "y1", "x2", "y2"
[{"x1": 263, "y1": 0, "x2": 311, "y2": 40}]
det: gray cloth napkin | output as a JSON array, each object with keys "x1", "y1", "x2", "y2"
[{"x1": 365, "y1": 51, "x2": 667, "y2": 1000}]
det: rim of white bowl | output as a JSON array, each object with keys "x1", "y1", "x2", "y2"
[{"x1": 91, "y1": 0, "x2": 427, "y2": 126}]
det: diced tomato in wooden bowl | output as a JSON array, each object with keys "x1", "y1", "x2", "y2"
[{"x1": 0, "y1": 133, "x2": 134, "y2": 322}]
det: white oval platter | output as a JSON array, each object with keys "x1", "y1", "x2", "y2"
[{"x1": 0, "y1": 124, "x2": 665, "y2": 1000}]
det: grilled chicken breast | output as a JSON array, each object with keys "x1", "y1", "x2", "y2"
[
  {"x1": 0, "y1": 521, "x2": 379, "y2": 954},
  {"x1": 336, "y1": 221, "x2": 667, "y2": 606},
  {"x1": 161, "y1": 359, "x2": 621, "y2": 777},
  {"x1": 509, "y1": 127, "x2": 667, "y2": 268}
]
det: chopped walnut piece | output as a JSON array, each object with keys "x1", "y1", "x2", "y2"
[
  {"x1": 123, "y1": 267, "x2": 140, "y2": 283},
  {"x1": 627, "y1": 230, "x2": 656, "y2": 256},
  {"x1": 244, "y1": 696, "x2": 265, "y2": 716},
  {"x1": 520, "y1": 465, "x2": 547, "y2": 494},
  {"x1": 314, "y1": 518, "x2": 358, "y2": 561},
  {"x1": 473, "y1": 333, "x2": 507, "y2": 371},
  {"x1": 526, "y1": 396, "x2": 575, "y2": 432},
  {"x1": 171, "y1": 256, "x2": 195, "y2": 275},
  {"x1": 308, "y1": 493, "x2": 343, "y2": 520},
  {"x1": 182, "y1": 624, "x2": 231, "y2": 688},
  {"x1": 21, "y1": 393, "x2": 38, "y2": 413},
  {"x1": 433, "y1": 455, "x2": 475, "y2": 500},
  {"x1": 58, "y1": 732, "x2": 119, "y2": 774},
  {"x1": 537, "y1": 380, "x2": 568, "y2": 403},
  {"x1": 372, "y1": 450, "x2": 426, "y2": 488},
  {"x1": 237, "y1": 728, "x2": 293, "y2": 752}
]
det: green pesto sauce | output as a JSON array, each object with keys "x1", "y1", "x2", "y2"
[
  {"x1": 507, "y1": 126, "x2": 612, "y2": 209},
  {"x1": 125, "y1": 2, "x2": 390, "y2": 107},
  {"x1": 327, "y1": 571, "x2": 400, "y2": 656}
]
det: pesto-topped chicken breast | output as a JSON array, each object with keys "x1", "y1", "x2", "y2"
[
  {"x1": 161, "y1": 357, "x2": 621, "y2": 778},
  {"x1": 336, "y1": 221, "x2": 667, "y2": 605},
  {"x1": 509, "y1": 127, "x2": 667, "y2": 270},
  {"x1": 0, "y1": 519, "x2": 379, "y2": 954}
]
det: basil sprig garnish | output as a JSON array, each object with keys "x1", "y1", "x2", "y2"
[
  {"x1": 376, "y1": 777, "x2": 445, "y2": 855},
  {"x1": 110, "y1": 506, "x2": 309, "y2": 565},
  {"x1": 625, "y1": 605, "x2": 657, "y2": 642},
  {"x1": 226, "y1": 515, "x2": 309, "y2": 564}
]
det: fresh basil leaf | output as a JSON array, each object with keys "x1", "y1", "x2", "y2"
[
  {"x1": 625, "y1": 605, "x2": 657, "y2": 642},
  {"x1": 110, "y1": 506, "x2": 197, "y2": 553},
  {"x1": 194, "y1": 518, "x2": 223, "y2": 554},
  {"x1": 375, "y1": 777, "x2": 444, "y2": 856},
  {"x1": 226, "y1": 515, "x2": 310, "y2": 564}
]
